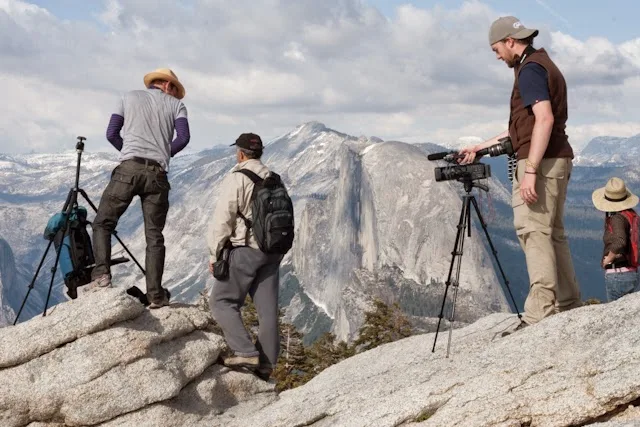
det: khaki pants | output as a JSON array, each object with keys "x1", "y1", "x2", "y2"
[{"x1": 512, "y1": 158, "x2": 581, "y2": 325}]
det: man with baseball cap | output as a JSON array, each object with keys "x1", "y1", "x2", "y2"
[
  {"x1": 87, "y1": 68, "x2": 190, "y2": 309},
  {"x1": 460, "y1": 17, "x2": 581, "y2": 332},
  {"x1": 207, "y1": 132, "x2": 285, "y2": 381}
]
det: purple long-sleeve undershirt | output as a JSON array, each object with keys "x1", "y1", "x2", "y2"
[
  {"x1": 106, "y1": 114, "x2": 124, "y2": 151},
  {"x1": 105, "y1": 114, "x2": 191, "y2": 156},
  {"x1": 171, "y1": 117, "x2": 190, "y2": 157}
]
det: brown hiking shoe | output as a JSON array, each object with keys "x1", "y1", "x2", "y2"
[
  {"x1": 84, "y1": 274, "x2": 112, "y2": 292},
  {"x1": 254, "y1": 365, "x2": 273, "y2": 381},
  {"x1": 222, "y1": 355, "x2": 260, "y2": 370},
  {"x1": 148, "y1": 296, "x2": 170, "y2": 309}
]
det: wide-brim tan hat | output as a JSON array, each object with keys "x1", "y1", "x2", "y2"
[
  {"x1": 143, "y1": 68, "x2": 185, "y2": 99},
  {"x1": 592, "y1": 177, "x2": 639, "y2": 212}
]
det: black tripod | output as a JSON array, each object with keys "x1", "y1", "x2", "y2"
[
  {"x1": 431, "y1": 178, "x2": 521, "y2": 357},
  {"x1": 13, "y1": 136, "x2": 145, "y2": 324}
]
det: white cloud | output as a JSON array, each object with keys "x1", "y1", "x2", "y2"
[{"x1": 0, "y1": 0, "x2": 638, "y2": 154}]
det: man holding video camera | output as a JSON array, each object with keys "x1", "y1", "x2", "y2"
[{"x1": 459, "y1": 16, "x2": 581, "y2": 329}]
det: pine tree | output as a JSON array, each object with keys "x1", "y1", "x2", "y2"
[
  {"x1": 232, "y1": 296, "x2": 412, "y2": 392},
  {"x1": 273, "y1": 316, "x2": 308, "y2": 391},
  {"x1": 353, "y1": 298, "x2": 413, "y2": 352},
  {"x1": 304, "y1": 332, "x2": 355, "y2": 378}
]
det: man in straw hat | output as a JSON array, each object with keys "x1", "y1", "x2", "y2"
[
  {"x1": 459, "y1": 16, "x2": 581, "y2": 331},
  {"x1": 86, "y1": 68, "x2": 190, "y2": 309},
  {"x1": 592, "y1": 177, "x2": 640, "y2": 301}
]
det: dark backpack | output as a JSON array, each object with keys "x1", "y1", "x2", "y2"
[
  {"x1": 234, "y1": 169, "x2": 295, "y2": 255},
  {"x1": 44, "y1": 206, "x2": 95, "y2": 298}
]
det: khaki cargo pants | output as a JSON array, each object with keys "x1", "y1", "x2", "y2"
[{"x1": 512, "y1": 158, "x2": 582, "y2": 325}]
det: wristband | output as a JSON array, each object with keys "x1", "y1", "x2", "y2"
[{"x1": 525, "y1": 159, "x2": 538, "y2": 170}]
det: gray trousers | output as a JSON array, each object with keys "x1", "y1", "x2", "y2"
[
  {"x1": 92, "y1": 159, "x2": 170, "y2": 303},
  {"x1": 210, "y1": 246, "x2": 283, "y2": 368}
]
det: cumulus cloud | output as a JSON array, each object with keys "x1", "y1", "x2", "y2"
[{"x1": 0, "y1": 0, "x2": 638, "y2": 154}]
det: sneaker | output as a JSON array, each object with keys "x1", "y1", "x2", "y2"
[
  {"x1": 222, "y1": 355, "x2": 260, "y2": 370},
  {"x1": 84, "y1": 274, "x2": 112, "y2": 292},
  {"x1": 148, "y1": 296, "x2": 170, "y2": 309},
  {"x1": 501, "y1": 320, "x2": 529, "y2": 337}
]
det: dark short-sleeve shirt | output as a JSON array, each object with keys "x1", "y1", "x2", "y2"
[{"x1": 518, "y1": 63, "x2": 550, "y2": 108}]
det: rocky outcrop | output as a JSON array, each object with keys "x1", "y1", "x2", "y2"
[
  {"x1": 225, "y1": 293, "x2": 640, "y2": 427},
  {"x1": 0, "y1": 288, "x2": 273, "y2": 426},
  {"x1": 2, "y1": 286, "x2": 640, "y2": 426}
]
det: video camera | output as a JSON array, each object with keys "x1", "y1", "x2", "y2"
[{"x1": 427, "y1": 137, "x2": 513, "y2": 183}]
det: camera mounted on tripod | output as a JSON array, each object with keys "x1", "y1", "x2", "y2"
[
  {"x1": 427, "y1": 137, "x2": 514, "y2": 185},
  {"x1": 425, "y1": 136, "x2": 522, "y2": 357}
]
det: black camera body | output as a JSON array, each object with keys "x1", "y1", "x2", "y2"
[
  {"x1": 434, "y1": 162, "x2": 491, "y2": 182},
  {"x1": 428, "y1": 136, "x2": 512, "y2": 183}
]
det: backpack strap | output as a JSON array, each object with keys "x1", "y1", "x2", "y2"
[
  {"x1": 235, "y1": 169, "x2": 264, "y2": 185},
  {"x1": 619, "y1": 209, "x2": 636, "y2": 222},
  {"x1": 233, "y1": 169, "x2": 266, "y2": 245},
  {"x1": 618, "y1": 210, "x2": 638, "y2": 265}
]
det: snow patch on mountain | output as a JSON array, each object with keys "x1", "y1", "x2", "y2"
[
  {"x1": 1, "y1": 122, "x2": 510, "y2": 340},
  {"x1": 574, "y1": 134, "x2": 640, "y2": 167}
]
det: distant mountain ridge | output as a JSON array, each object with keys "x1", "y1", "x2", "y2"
[
  {"x1": 6, "y1": 123, "x2": 636, "y2": 337},
  {"x1": 0, "y1": 122, "x2": 510, "y2": 341},
  {"x1": 574, "y1": 133, "x2": 640, "y2": 166}
]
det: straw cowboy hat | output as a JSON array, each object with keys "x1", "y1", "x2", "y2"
[
  {"x1": 143, "y1": 68, "x2": 185, "y2": 99},
  {"x1": 592, "y1": 177, "x2": 639, "y2": 212}
]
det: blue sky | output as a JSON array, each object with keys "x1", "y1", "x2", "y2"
[
  {"x1": 31, "y1": 0, "x2": 639, "y2": 43},
  {"x1": 370, "y1": 0, "x2": 638, "y2": 43},
  {"x1": 2, "y1": 0, "x2": 639, "y2": 154}
]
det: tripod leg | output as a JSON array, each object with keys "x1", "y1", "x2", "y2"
[
  {"x1": 13, "y1": 240, "x2": 53, "y2": 325},
  {"x1": 43, "y1": 234, "x2": 66, "y2": 317},
  {"x1": 446, "y1": 197, "x2": 470, "y2": 358},
  {"x1": 470, "y1": 196, "x2": 522, "y2": 317},
  {"x1": 79, "y1": 189, "x2": 146, "y2": 275},
  {"x1": 432, "y1": 195, "x2": 469, "y2": 353},
  {"x1": 43, "y1": 189, "x2": 79, "y2": 317}
]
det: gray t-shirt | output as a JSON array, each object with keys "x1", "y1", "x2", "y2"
[{"x1": 116, "y1": 88, "x2": 187, "y2": 171}]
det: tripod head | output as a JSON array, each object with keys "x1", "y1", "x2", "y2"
[
  {"x1": 457, "y1": 177, "x2": 489, "y2": 194},
  {"x1": 76, "y1": 136, "x2": 86, "y2": 153}
]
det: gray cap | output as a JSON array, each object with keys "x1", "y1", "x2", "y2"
[{"x1": 489, "y1": 16, "x2": 539, "y2": 45}]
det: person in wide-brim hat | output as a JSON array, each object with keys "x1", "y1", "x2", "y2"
[
  {"x1": 592, "y1": 177, "x2": 640, "y2": 302},
  {"x1": 592, "y1": 177, "x2": 639, "y2": 212},
  {"x1": 143, "y1": 68, "x2": 186, "y2": 99}
]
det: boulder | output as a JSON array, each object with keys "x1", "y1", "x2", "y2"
[{"x1": 4, "y1": 288, "x2": 640, "y2": 426}]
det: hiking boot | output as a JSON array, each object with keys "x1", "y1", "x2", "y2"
[
  {"x1": 84, "y1": 274, "x2": 112, "y2": 292},
  {"x1": 222, "y1": 355, "x2": 260, "y2": 370},
  {"x1": 501, "y1": 320, "x2": 529, "y2": 337},
  {"x1": 148, "y1": 296, "x2": 170, "y2": 309},
  {"x1": 254, "y1": 365, "x2": 273, "y2": 382}
]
